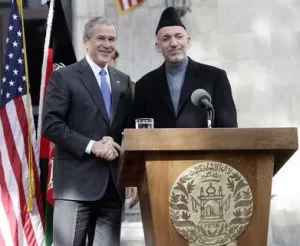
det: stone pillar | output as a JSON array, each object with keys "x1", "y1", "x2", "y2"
[
  {"x1": 72, "y1": 0, "x2": 105, "y2": 60},
  {"x1": 105, "y1": 0, "x2": 165, "y2": 82}
]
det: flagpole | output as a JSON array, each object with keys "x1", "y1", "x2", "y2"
[
  {"x1": 16, "y1": 0, "x2": 35, "y2": 212},
  {"x1": 37, "y1": 0, "x2": 55, "y2": 151}
]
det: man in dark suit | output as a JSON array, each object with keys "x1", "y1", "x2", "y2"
[
  {"x1": 134, "y1": 7, "x2": 237, "y2": 128},
  {"x1": 42, "y1": 16, "x2": 138, "y2": 246},
  {"x1": 109, "y1": 50, "x2": 135, "y2": 95}
]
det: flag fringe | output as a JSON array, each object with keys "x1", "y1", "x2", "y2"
[{"x1": 17, "y1": 0, "x2": 36, "y2": 212}]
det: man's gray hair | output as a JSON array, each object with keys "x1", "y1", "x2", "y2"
[{"x1": 83, "y1": 16, "x2": 118, "y2": 39}]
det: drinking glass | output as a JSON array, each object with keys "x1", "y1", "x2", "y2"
[{"x1": 135, "y1": 118, "x2": 154, "y2": 129}]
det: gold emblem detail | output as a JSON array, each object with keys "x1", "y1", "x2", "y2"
[{"x1": 169, "y1": 161, "x2": 253, "y2": 246}]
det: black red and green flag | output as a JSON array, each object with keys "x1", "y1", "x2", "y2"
[{"x1": 37, "y1": 0, "x2": 76, "y2": 245}]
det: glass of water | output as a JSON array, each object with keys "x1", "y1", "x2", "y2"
[{"x1": 135, "y1": 118, "x2": 154, "y2": 129}]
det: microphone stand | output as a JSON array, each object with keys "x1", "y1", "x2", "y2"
[{"x1": 206, "y1": 106, "x2": 215, "y2": 128}]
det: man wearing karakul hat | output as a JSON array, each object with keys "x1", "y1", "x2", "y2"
[{"x1": 134, "y1": 7, "x2": 238, "y2": 128}]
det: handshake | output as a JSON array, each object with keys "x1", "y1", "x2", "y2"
[
  {"x1": 91, "y1": 136, "x2": 121, "y2": 161},
  {"x1": 91, "y1": 136, "x2": 139, "y2": 207}
]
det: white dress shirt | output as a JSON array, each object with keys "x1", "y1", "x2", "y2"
[
  {"x1": 85, "y1": 55, "x2": 111, "y2": 154},
  {"x1": 86, "y1": 54, "x2": 111, "y2": 91}
]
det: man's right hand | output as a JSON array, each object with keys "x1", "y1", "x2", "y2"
[{"x1": 91, "y1": 138, "x2": 121, "y2": 161}]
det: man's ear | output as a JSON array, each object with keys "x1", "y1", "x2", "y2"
[
  {"x1": 83, "y1": 37, "x2": 88, "y2": 50},
  {"x1": 155, "y1": 42, "x2": 161, "y2": 53},
  {"x1": 187, "y1": 36, "x2": 192, "y2": 49}
]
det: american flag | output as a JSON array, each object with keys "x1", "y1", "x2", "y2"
[
  {"x1": 0, "y1": 0, "x2": 45, "y2": 245},
  {"x1": 116, "y1": 0, "x2": 145, "y2": 13}
]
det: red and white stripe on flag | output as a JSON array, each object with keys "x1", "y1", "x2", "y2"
[
  {"x1": 0, "y1": 0, "x2": 45, "y2": 245},
  {"x1": 0, "y1": 98, "x2": 45, "y2": 246},
  {"x1": 116, "y1": 0, "x2": 145, "y2": 13}
]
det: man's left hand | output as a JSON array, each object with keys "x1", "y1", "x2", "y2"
[{"x1": 126, "y1": 187, "x2": 139, "y2": 208}]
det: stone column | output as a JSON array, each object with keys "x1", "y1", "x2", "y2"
[
  {"x1": 105, "y1": 0, "x2": 165, "y2": 82},
  {"x1": 72, "y1": 0, "x2": 105, "y2": 60}
]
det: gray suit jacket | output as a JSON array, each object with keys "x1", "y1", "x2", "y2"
[{"x1": 42, "y1": 58, "x2": 133, "y2": 201}]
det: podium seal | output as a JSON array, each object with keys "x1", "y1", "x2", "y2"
[{"x1": 169, "y1": 161, "x2": 253, "y2": 246}]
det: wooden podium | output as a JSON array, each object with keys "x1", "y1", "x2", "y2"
[{"x1": 118, "y1": 128, "x2": 298, "y2": 246}]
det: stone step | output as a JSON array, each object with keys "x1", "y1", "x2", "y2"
[
  {"x1": 121, "y1": 241, "x2": 145, "y2": 246},
  {"x1": 121, "y1": 222, "x2": 144, "y2": 240},
  {"x1": 123, "y1": 200, "x2": 143, "y2": 223},
  {"x1": 121, "y1": 200, "x2": 145, "y2": 245}
]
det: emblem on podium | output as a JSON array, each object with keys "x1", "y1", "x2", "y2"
[{"x1": 169, "y1": 161, "x2": 254, "y2": 246}]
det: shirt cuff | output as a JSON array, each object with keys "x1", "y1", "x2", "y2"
[{"x1": 85, "y1": 140, "x2": 95, "y2": 154}]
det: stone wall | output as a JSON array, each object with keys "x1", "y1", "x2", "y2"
[
  {"x1": 71, "y1": 1, "x2": 300, "y2": 245},
  {"x1": 103, "y1": 0, "x2": 300, "y2": 128}
]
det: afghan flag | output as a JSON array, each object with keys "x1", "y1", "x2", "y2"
[{"x1": 37, "y1": 0, "x2": 77, "y2": 245}]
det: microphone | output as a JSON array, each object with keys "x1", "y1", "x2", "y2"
[
  {"x1": 191, "y1": 89, "x2": 213, "y2": 109},
  {"x1": 191, "y1": 89, "x2": 215, "y2": 128}
]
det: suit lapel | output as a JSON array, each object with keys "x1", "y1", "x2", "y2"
[
  {"x1": 177, "y1": 59, "x2": 199, "y2": 115},
  {"x1": 154, "y1": 64, "x2": 176, "y2": 115},
  {"x1": 77, "y1": 58, "x2": 110, "y2": 125},
  {"x1": 109, "y1": 67, "x2": 121, "y2": 123}
]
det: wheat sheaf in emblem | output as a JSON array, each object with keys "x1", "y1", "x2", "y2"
[{"x1": 169, "y1": 161, "x2": 253, "y2": 246}]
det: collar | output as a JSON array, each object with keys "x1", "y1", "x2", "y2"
[
  {"x1": 86, "y1": 55, "x2": 109, "y2": 75},
  {"x1": 165, "y1": 56, "x2": 189, "y2": 75}
]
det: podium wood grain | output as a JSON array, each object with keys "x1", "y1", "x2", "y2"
[{"x1": 119, "y1": 128, "x2": 298, "y2": 246}]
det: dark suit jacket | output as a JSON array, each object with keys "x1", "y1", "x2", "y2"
[
  {"x1": 42, "y1": 58, "x2": 133, "y2": 201},
  {"x1": 134, "y1": 58, "x2": 237, "y2": 128}
]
